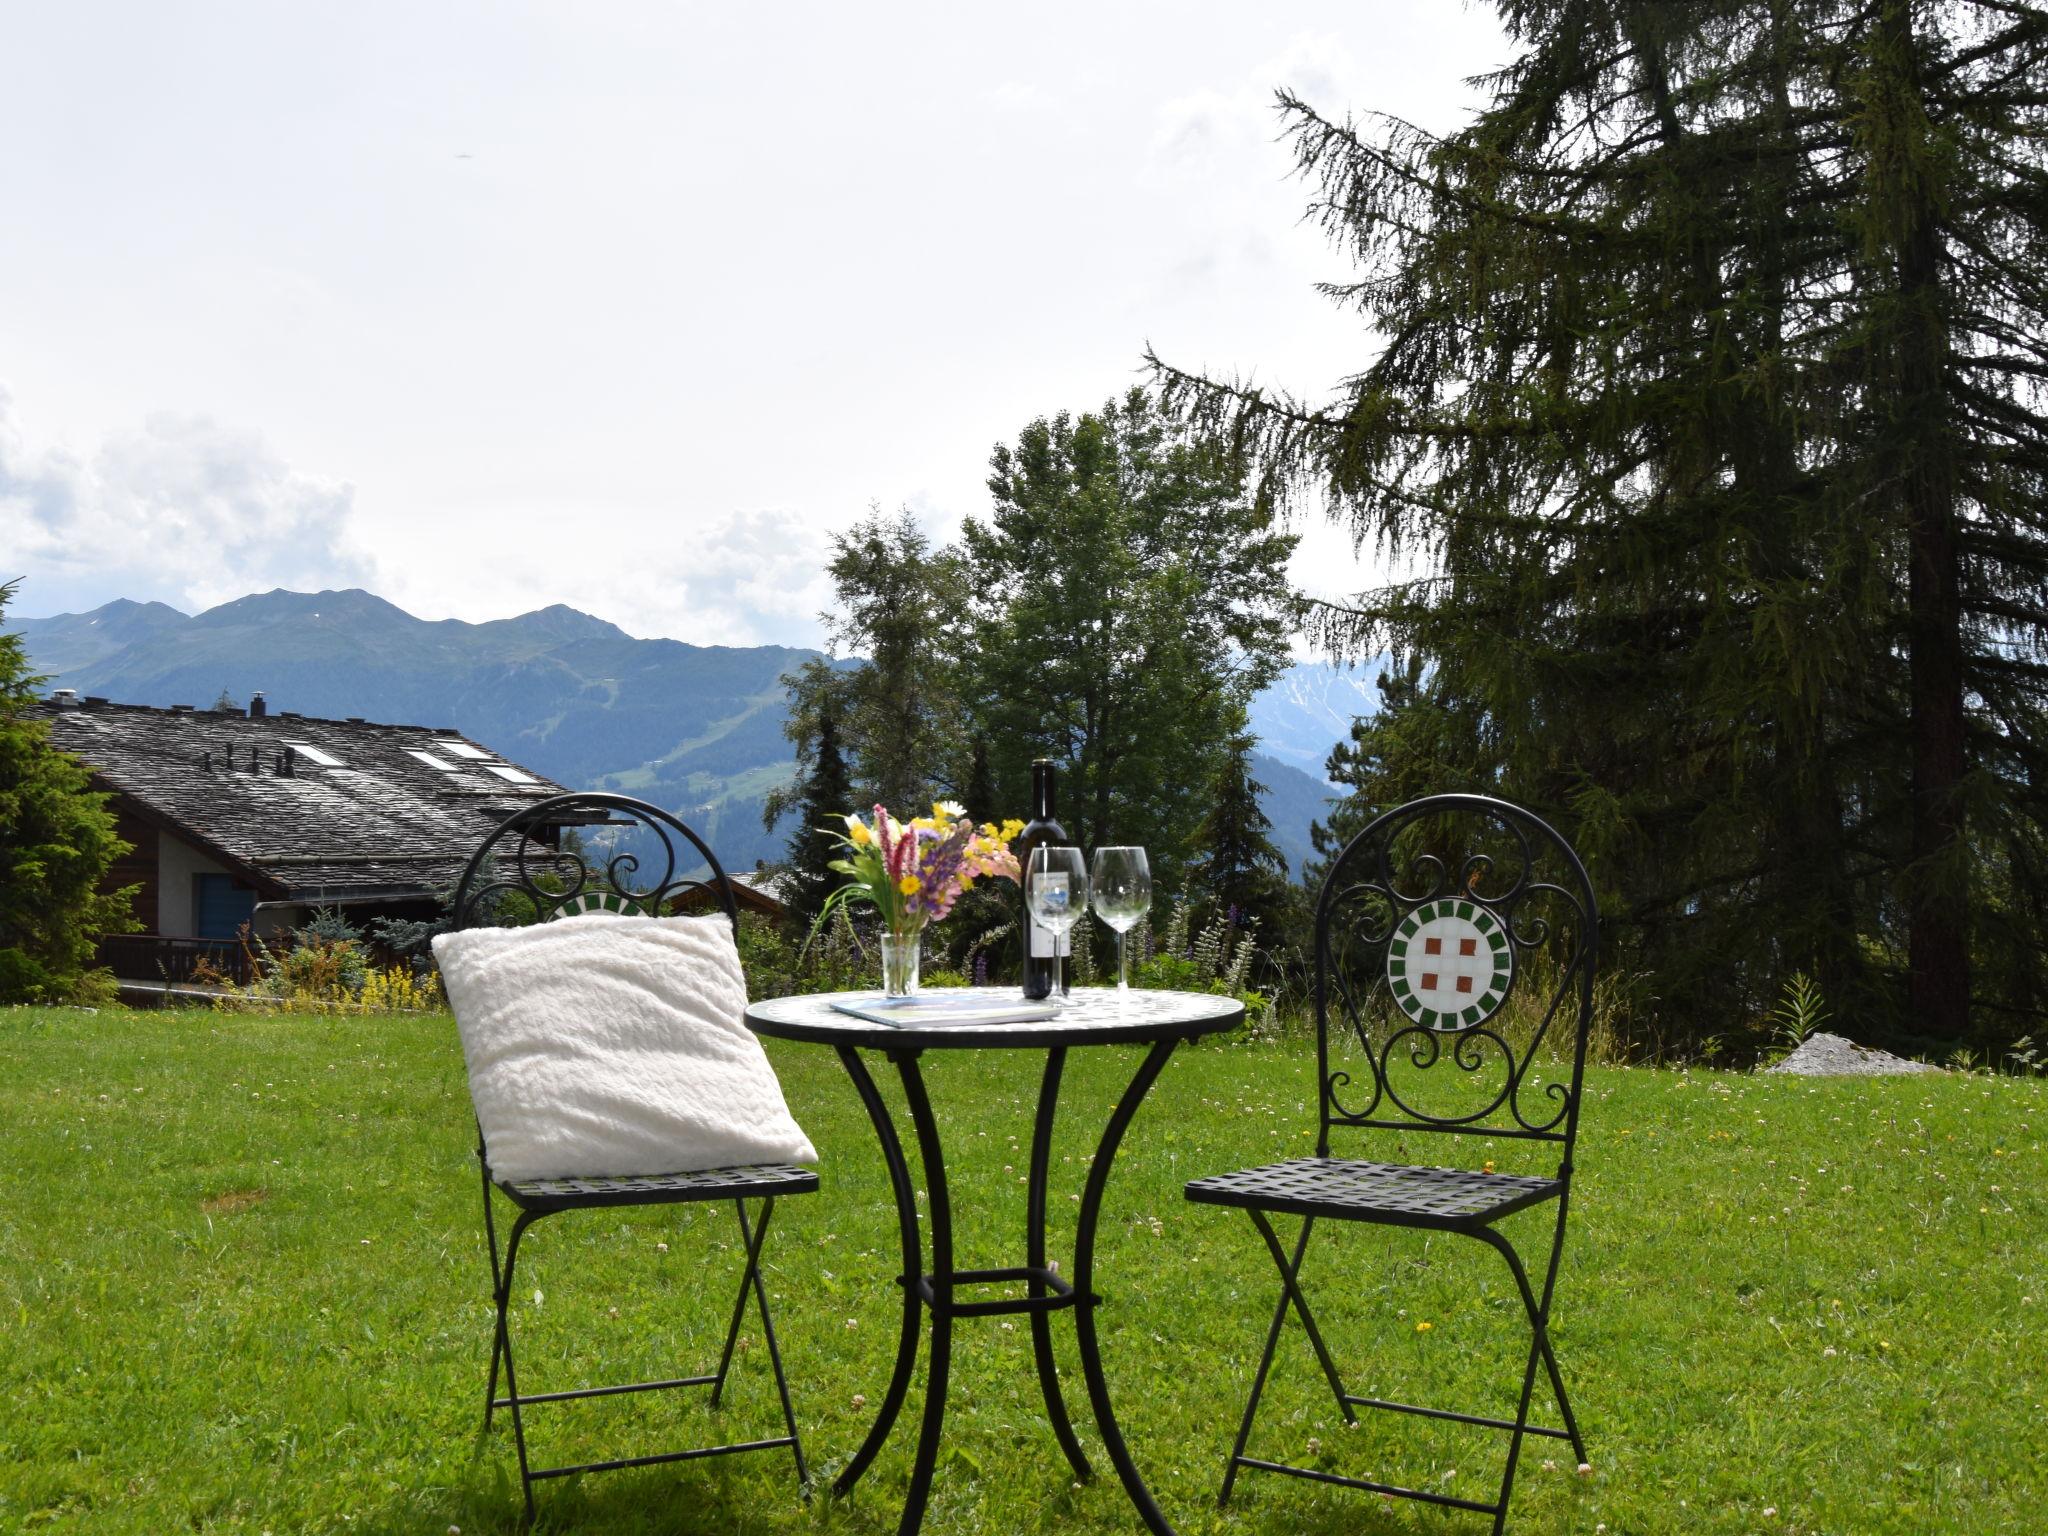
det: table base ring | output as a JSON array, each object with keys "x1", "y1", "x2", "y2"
[{"x1": 911, "y1": 1264, "x2": 1087, "y2": 1318}]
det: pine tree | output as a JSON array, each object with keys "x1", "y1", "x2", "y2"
[
  {"x1": 1154, "y1": 2, "x2": 2048, "y2": 1052},
  {"x1": 778, "y1": 705, "x2": 853, "y2": 938},
  {"x1": 766, "y1": 506, "x2": 967, "y2": 823},
  {"x1": 962, "y1": 736, "x2": 996, "y2": 827},
  {"x1": 0, "y1": 583, "x2": 137, "y2": 1001},
  {"x1": 1305, "y1": 654, "x2": 1478, "y2": 884},
  {"x1": 1193, "y1": 723, "x2": 1294, "y2": 942}
]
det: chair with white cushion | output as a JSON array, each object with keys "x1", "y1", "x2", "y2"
[{"x1": 436, "y1": 792, "x2": 816, "y2": 1520}]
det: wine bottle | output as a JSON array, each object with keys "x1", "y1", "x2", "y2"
[{"x1": 1016, "y1": 758, "x2": 1067, "y2": 1000}]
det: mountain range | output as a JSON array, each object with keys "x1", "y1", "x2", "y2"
[{"x1": 15, "y1": 588, "x2": 1377, "y2": 881}]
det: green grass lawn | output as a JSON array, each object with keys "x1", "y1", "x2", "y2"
[{"x1": 1, "y1": 1007, "x2": 2041, "y2": 1536}]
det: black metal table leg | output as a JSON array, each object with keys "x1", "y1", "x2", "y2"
[
  {"x1": 1027, "y1": 1046, "x2": 1095, "y2": 1481},
  {"x1": 821, "y1": 1033, "x2": 1196, "y2": 1536},
  {"x1": 831, "y1": 1046, "x2": 925, "y2": 1498},
  {"x1": 893, "y1": 1053, "x2": 954, "y2": 1536},
  {"x1": 1073, "y1": 1038, "x2": 1182, "y2": 1536}
]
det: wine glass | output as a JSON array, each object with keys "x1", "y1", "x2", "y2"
[
  {"x1": 1089, "y1": 846, "x2": 1151, "y2": 993},
  {"x1": 1026, "y1": 846, "x2": 1088, "y2": 1004}
]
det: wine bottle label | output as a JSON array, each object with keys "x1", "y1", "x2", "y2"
[{"x1": 1028, "y1": 916, "x2": 1061, "y2": 958}]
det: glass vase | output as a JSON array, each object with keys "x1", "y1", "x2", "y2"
[{"x1": 880, "y1": 929, "x2": 923, "y2": 998}]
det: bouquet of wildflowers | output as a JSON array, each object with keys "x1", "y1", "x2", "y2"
[{"x1": 814, "y1": 800, "x2": 1024, "y2": 941}]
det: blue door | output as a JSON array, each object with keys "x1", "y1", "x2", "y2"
[{"x1": 193, "y1": 874, "x2": 256, "y2": 940}]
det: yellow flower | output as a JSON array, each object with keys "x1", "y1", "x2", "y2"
[
  {"x1": 1415, "y1": 1321, "x2": 1433, "y2": 1333},
  {"x1": 847, "y1": 819, "x2": 873, "y2": 846},
  {"x1": 999, "y1": 818, "x2": 1025, "y2": 840},
  {"x1": 959, "y1": 874, "x2": 974, "y2": 890},
  {"x1": 898, "y1": 875, "x2": 922, "y2": 896}
]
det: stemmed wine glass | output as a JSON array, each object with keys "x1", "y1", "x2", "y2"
[
  {"x1": 1026, "y1": 846, "x2": 1089, "y2": 1004},
  {"x1": 1089, "y1": 846, "x2": 1151, "y2": 994}
]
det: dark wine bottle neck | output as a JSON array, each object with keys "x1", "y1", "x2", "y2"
[{"x1": 1030, "y1": 761, "x2": 1055, "y2": 820}]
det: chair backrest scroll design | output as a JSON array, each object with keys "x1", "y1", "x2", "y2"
[
  {"x1": 1313, "y1": 793, "x2": 1600, "y2": 1160},
  {"x1": 449, "y1": 792, "x2": 738, "y2": 935}
]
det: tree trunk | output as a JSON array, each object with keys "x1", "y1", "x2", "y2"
[{"x1": 1882, "y1": 2, "x2": 1970, "y2": 1040}]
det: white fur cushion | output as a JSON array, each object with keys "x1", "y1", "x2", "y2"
[{"x1": 432, "y1": 913, "x2": 816, "y2": 1181}]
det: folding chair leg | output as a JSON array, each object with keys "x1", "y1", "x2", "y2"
[
  {"x1": 710, "y1": 1197, "x2": 769, "y2": 1404},
  {"x1": 1476, "y1": 1213, "x2": 1583, "y2": 1536},
  {"x1": 730, "y1": 1197, "x2": 810, "y2": 1492},
  {"x1": 493, "y1": 1210, "x2": 542, "y2": 1524},
  {"x1": 1247, "y1": 1211, "x2": 1356, "y2": 1423},
  {"x1": 1499, "y1": 1204, "x2": 1589, "y2": 1458},
  {"x1": 1221, "y1": 1213, "x2": 1352, "y2": 1507},
  {"x1": 480, "y1": 1163, "x2": 507, "y2": 1428}
]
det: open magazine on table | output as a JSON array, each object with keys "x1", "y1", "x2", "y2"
[{"x1": 829, "y1": 993, "x2": 1061, "y2": 1028}]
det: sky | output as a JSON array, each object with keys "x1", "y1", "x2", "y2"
[{"x1": 0, "y1": 1, "x2": 1507, "y2": 649}]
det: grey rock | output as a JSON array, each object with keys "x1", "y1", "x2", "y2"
[{"x1": 1765, "y1": 1031, "x2": 1942, "y2": 1077}]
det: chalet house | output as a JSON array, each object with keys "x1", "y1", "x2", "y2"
[{"x1": 35, "y1": 691, "x2": 570, "y2": 990}]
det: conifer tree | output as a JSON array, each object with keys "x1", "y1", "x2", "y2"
[
  {"x1": 0, "y1": 583, "x2": 137, "y2": 1001},
  {"x1": 778, "y1": 704, "x2": 853, "y2": 937},
  {"x1": 962, "y1": 735, "x2": 996, "y2": 827},
  {"x1": 1155, "y1": 2, "x2": 2048, "y2": 1050},
  {"x1": 1193, "y1": 722, "x2": 1293, "y2": 941},
  {"x1": 767, "y1": 506, "x2": 966, "y2": 820}
]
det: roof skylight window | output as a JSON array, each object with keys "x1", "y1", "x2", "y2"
[
  {"x1": 437, "y1": 741, "x2": 493, "y2": 760},
  {"x1": 406, "y1": 750, "x2": 460, "y2": 771},
  {"x1": 284, "y1": 741, "x2": 344, "y2": 767},
  {"x1": 483, "y1": 764, "x2": 538, "y2": 784}
]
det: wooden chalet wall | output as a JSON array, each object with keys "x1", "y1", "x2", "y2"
[{"x1": 106, "y1": 800, "x2": 160, "y2": 935}]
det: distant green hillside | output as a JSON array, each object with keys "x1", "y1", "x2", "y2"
[
  {"x1": 17, "y1": 588, "x2": 815, "y2": 875},
  {"x1": 18, "y1": 589, "x2": 1362, "y2": 890}
]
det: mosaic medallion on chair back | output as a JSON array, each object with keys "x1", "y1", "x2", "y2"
[
  {"x1": 1387, "y1": 898, "x2": 1513, "y2": 1028},
  {"x1": 551, "y1": 890, "x2": 652, "y2": 919},
  {"x1": 1317, "y1": 798, "x2": 1595, "y2": 1138}
]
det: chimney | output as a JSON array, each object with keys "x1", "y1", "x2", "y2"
[
  {"x1": 82, "y1": 696, "x2": 108, "y2": 709},
  {"x1": 171, "y1": 703, "x2": 194, "y2": 713},
  {"x1": 48, "y1": 688, "x2": 79, "y2": 708},
  {"x1": 249, "y1": 692, "x2": 268, "y2": 718}
]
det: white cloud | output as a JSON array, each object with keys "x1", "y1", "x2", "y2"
[
  {"x1": 0, "y1": 384, "x2": 373, "y2": 614},
  {"x1": 369, "y1": 503, "x2": 837, "y2": 652},
  {"x1": 0, "y1": 4, "x2": 1502, "y2": 644},
  {"x1": 0, "y1": 383, "x2": 836, "y2": 647},
  {"x1": 1151, "y1": 33, "x2": 1368, "y2": 170},
  {"x1": 631, "y1": 508, "x2": 837, "y2": 649},
  {"x1": 985, "y1": 79, "x2": 1068, "y2": 116}
]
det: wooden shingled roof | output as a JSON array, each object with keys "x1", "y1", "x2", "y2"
[{"x1": 36, "y1": 697, "x2": 570, "y2": 903}]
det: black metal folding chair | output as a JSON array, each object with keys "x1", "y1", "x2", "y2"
[
  {"x1": 448, "y1": 792, "x2": 813, "y2": 1521},
  {"x1": 1184, "y1": 793, "x2": 1597, "y2": 1535}
]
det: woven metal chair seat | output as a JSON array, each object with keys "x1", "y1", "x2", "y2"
[
  {"x1": 1185, "y1": 1156, "x2": 1560, "y2": 1231},
  {"x1": 501, "y1": 1163, "x2": 820, "y2": 1211}
]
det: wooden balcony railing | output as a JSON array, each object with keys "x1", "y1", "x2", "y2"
[{"x1": 99, "y1": 935, "x2": 256, "y2": 988}]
